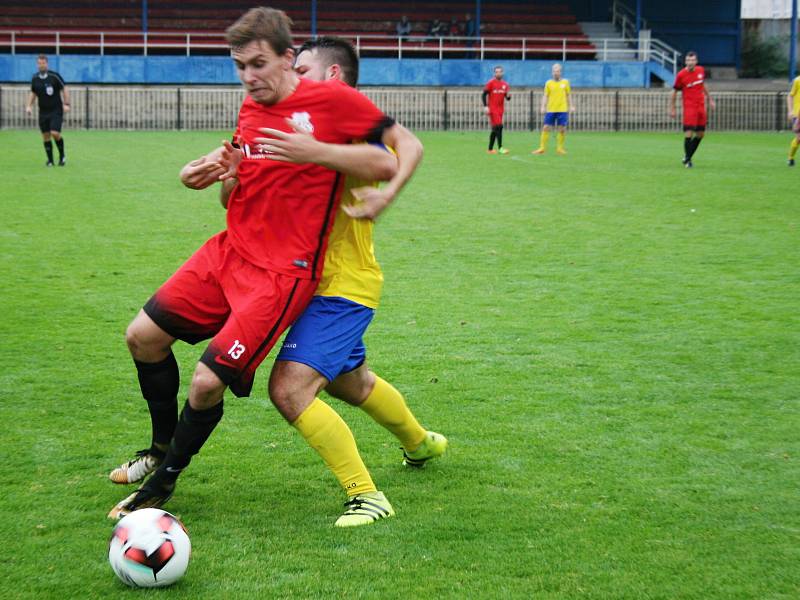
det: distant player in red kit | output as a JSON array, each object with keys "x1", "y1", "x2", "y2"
[
  {"x1": 670, "y1": 51, "x2": 715, "y2": 168},
  {"x1": 482, "y1": 66, "x2": 510, "y2": 154}
]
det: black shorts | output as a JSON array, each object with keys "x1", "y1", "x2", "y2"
[{"x1": 39, "y1": 111, "x2": 63, "y2": 133}]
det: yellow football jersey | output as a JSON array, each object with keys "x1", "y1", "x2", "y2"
[
  {"x1": 545, "y1": 78, "x2": 571, "y2": 112},
  {"x1": 315, "y1": 174, "x2": 383, "y2": 308},
  {"x1": 791, "y1": 76, "x2": 800, "y2": 117}
]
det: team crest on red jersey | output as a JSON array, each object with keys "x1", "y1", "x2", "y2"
[{"x1": 290, "y1": 112, "x2": 314, "y2": 133}]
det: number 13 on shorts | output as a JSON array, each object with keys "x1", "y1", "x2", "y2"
[{"x1": 227, "y1": 339, "x2": 246, "y2": 360}]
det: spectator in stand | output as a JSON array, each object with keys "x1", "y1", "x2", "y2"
[
  {"x1": 463, "y1": 13, "x2": 476, "y2": 54},
  {"x1": 426, "y1": 19, "x2": 445, "y2": 41},
  {"x1": 464, "y1": 13, "x2": 476, "y2": 38},
  {"x1": 396, "y1": 15, "x2": 412, "y2": 41},
  {"x1": 448, "y1": 18, "x2": 460, "y2": 37}
]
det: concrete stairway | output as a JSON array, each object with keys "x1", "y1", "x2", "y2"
[{"x1": 579, "y1": 21, "x2": 635, "y2": 61}]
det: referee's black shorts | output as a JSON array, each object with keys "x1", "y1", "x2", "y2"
[{"x1": 38, "y1": 110, "x2": 63, "y2": 133}]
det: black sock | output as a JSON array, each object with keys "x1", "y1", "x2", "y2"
[
  {"x1": 689, "y1": 137, "x2": 702, "y2": 158},
  {"x1": 55, "y1": 138, "x2": 65, "y2": 160},
  {"x1": 488, "y1": 129, "x2": 497, "y2": 150},
  {"x1": 149, "y1": 400, "x2": 224, "y2": 488},
  {"x1": 497, "y1": 125, "x2": 504, "y2": 149},
  {"x1": 44, "y1": 141, "x2": 54, "y2": 163},
  {"x1": 683, "y1": 137, "x2": 691, "y2": 158},
  {"x1": 134, "y1": 353, "x2": 180, "y2": 448}
]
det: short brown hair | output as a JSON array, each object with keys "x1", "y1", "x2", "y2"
[
  {"x1": 37, "y1": 53, "x2": 48, "y2": 61},
  {"x1": 226, "y1": 7, "x2": 294, "y2": 55}
]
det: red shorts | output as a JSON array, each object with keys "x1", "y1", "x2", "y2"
[
  {"x1": 683, "y1": 104, "x2": 707, "y2": 129},
  {"x1": 489, "y1": 110, "x2": 504, "y2": 126},
  {"x1": 143, "y1": 231, "x2": 316, "y2": 397}
]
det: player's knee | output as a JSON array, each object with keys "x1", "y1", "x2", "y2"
[
  {"x1": 126, "y1": 317, "x2": 170, "y2": 360},
  {"x1": 327, "y1": 368, "x2": 375, "y2": 405},
  {"x1": 350, "y1": 370, "x2": 376, "y2": 404},
  {"x1": 190, "y1": 365, "x2": 225, "y2": 401},
  {"x1": 125, "y1": 322, "x2": 146, "y2": 356},
  {"x1": 267, "y1": 374, "x2": 297, "y2": 411},
  {"x1": 51, "y1": 132, "x2": 61, "y2": 141}
]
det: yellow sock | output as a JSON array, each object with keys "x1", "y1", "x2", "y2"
[
  {"x1": 557, "y1": 131, "x2": 565, "y2": 150},
  {"x1": 359, "y1": 376, "x2": 426, "y2": 452},
  {"x1": 539, "y1": 130, "x2": 550, "y2": 150},
  {"x1": 790, "y1": 138, "x2": 799, "y2": 159},
  {"x1": 292, "y1": 398, "x2": 375, "y2": 497}
]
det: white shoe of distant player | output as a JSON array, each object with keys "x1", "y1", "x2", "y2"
[{"x1": 109, "y1": 449, "x2": 163, "y2": 484}]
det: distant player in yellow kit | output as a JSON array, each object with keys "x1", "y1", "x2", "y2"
[
  {"x1": 533, "y1": 63, "x2": 575, "y2": 155},
  {"x1": 787, "y1": 75, "x2": 800, "y2": 166}
]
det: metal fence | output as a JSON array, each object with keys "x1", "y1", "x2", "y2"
[{"x1": 1, "y1": 85, "x2": 792, "y2": 132}]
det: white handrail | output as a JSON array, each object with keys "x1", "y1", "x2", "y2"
[{"x1": 0, "y1": 28, "x2": 680, "y2": 68}]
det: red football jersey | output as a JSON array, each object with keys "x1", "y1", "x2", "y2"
[
  {"x1": 673, "y1": 66, "x2": 706, "y2": 107},
  {"x1": 484, "y1": 78, "x2": 510, "y2": 112},
  {"x1": 228, "y1": 78, "x2": 391, "y2": 280}
]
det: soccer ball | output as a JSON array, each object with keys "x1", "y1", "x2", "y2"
[{"x1": 108, "y1": 508, "x2": 191, "y2": 588}]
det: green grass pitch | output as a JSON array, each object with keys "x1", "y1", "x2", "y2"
[{"x1": 1, "y1": 129, "x2": 798, "y2": 599}]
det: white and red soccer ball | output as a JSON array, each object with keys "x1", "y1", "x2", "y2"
[{"x1": 108, "y1": 508, "x2": 191, "y2": 588}]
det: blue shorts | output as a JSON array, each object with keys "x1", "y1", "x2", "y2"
[
  {"x1": 544, "y1": 112, "x2": 569, "y2": 127},
  {"x1": 276, "y1": 296, "x2": 375, "y2": 382}
]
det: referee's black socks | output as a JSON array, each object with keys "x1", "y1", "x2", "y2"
[
  {"x1": 44, "y1": 140, "x2": 54, "y2": 163},
  {"x1": 55, "y1": 137, "x2": 65, "y2": 160}
]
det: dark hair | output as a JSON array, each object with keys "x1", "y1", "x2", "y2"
[
  {"x1": 296, "y1": 36, "x2": 359, "y2": 86},
  {"x1": 37, "y1": 53, "x2": 48, "y2": 61},
  {"x1": 686, "y1": 51, "x2": 698, "y2": 58},
  {"x1": 226, "y1": 7, "x2": 293, "y2": 56}
]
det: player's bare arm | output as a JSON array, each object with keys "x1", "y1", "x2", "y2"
[
  {"x1": 62, "y1": 86, "x2": 71, "y2": 112},
  {"x1": 347, "y1": 122, "x2": 423, "y2": 221},
  {"x1": 219, "y1": 176, "x2": 239, "y2": 209},
  {"x1": 788, "y1": 93, "x2": 795, "y2": 120},
  {"x1": 540, "y1": 93, "x2": 548, "y2": 114},
  {"x1": 254, "y1": 119, "x2": 397, "y2": 182},
  {"x1": 181, "y1": 141, "x2": 242, "y2": 197},
  {"x1": 669, "y1": 90, "x2": 678, "y2": 118},
  {"x1": 25, "y1": 92, "x2": 35, "y2": 115},
  {"x1": 704, "y1": 87, "x2": 715, "y2": 111},
  {"x1": 180, "y1": 150, "x2": 227, "y2": 190},
  {"x1": 481, "y1": 89, "x2": 490, "y2": 114},
  {"x1": 215, "y1": 140, "x2": 243, "y2": 208}
]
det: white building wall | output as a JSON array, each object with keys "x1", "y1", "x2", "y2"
[{"x1": 742, "y1": 0, "x2": 794, "y2": 19}]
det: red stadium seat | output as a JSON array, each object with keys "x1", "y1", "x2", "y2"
[{"x1": 0, "y1": 0, "x2": 594, "y2": 59}]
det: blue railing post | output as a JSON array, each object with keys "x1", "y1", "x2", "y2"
[
  {"x1": 635, "y1": 0, "x2": 641, "y2": 38},
  {"x1": 791, "y1": 0, "x2": 798, "y2": 81},
  {"x1": 311, "y1": 0, "x2": 317, "y2": 38},
  {"x1": 475, "y1": 0, "x2": 481, "y2": 43}
]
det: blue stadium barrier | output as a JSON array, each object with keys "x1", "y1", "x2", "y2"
[{"x1": 1, "y1": 54, "x2": 651, "y2": 87}]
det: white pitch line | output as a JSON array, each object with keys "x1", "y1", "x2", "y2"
[{"x1": 510, "y1": 155, "x2": 536, "y2": 165}]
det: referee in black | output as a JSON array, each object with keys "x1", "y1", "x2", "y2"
[{"x1": 26, "y1": 54, "x2": 70, "y2": 166}]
